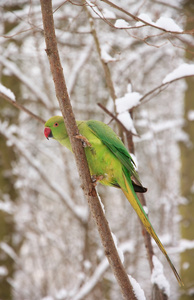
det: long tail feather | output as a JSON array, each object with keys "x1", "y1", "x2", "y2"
[{"x1": 122, "y1": 171, "x2": 184, "y2": 287}]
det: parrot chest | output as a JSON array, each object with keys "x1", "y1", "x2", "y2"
[{"x1": 84, "y1": 142, "x2": 121, "y2": 187}]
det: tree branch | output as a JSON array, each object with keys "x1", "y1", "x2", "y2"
[
  {"x1": 138, "y1": 74, "x2": 194, "y2": 106},
  {"x1": 40, "y1": 0, "x2": 137, "y2": 299},
  {"x1": 0, "y1": 92, "x2": 45, "y2": 124},
  {"x1": 100, "y1": 0, "x2": 193, "y2": 34}
]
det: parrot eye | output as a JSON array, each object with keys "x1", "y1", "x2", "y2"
[{"x1": 54, "y1": 122, "x2": 59, "y2": 127}]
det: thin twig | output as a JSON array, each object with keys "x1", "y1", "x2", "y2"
[
  {"x1": 0, "y1": 92, "x2": 45, "y2": 124},
  {"x1": 138, "y1": 74, "x2": 194, "y2": 105}
]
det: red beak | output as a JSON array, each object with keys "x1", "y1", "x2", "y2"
[{"x1": 44, "y1": 127, "x2": 52, "y2": 139}]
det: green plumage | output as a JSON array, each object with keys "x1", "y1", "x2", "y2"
[{"x1": 44, "y1": 116, "x2": 183, "y2": 286}]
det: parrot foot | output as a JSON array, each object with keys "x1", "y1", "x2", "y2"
[
  {"x1": 74, "y1": 135, "x2": 92, "y2": 147},
  {"x1": 91, "y1": 175, "x2": 104, "y2": 185}
]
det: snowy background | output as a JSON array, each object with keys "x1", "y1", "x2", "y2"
[{"x1": 0, "y1": 0, "x2": 194, "y2": 299}]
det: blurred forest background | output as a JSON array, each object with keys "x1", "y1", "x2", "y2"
[{"x1": 0, "y1": 0, "x2": 194, "y2": 299}]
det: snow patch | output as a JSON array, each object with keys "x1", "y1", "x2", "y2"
[
  {"x1": 116, "y1": 85, "x2": 141, "y2": 132},
  {"x1": 143, "y1": 206, "x2": 149, "y2": 215},
  {"x1": 117, "y1": 111, "x2": 137, "y2": 134},
  {"x1": 96, "y1": 190, "x2": 105, "y2": 214},
  {"x1": 128, "y1": 275, "x2": 146, "y2": 300},
  {"x1": 115, "y1": 19, "x2": 130, "y2": 28},
  {"x1": 163, "y1": 64, "x2": 194, "y2": 83},
  {"x1": 136, "y1": 13, "x2": 182, "y2": 32},
  {"x1": 155, "y1": 17, "x2": 182, "y2": 32},
  {"x1": 111, "y1": 232, "x2": 124, "y2": 263},
  {"x1": 178, "y1": 239, "x2": 194, "y2": 252},
  {"x1": 116, "y1": 92, "x2": 141, "y2": 113},
  {"x1": 101, "y1": 45, "x2": 116, "y2": 63},
  {"x1": 0, "y1": 83, "x2": 15, "y2": 101},
  {"x1": 0, "y1": 200, "x2": 14, "y2": 214},
  {"x1": 187, "y1": 110, "x2": 194, "y2": 121},
  {"x1": 136, "y1": 13, "x2": 153, "y2": 26},
  {"x1": 151, "y1": 255, "x2": 170, "y2": 297},
  {"x1": 0, "y1": 266, "x2": 8, "y2": 276},
  {"x1": 182, "y1": 262, "x2": 190, "y2": 270}
]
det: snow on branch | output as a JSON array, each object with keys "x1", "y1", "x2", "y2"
[
  {"x1": 99, "y1": 62, "x2": 194, "y2": 134},
  {"x1": 115, "y1": 14, "x2": 183, "y2": 33},
  {"x1": 136, "y1": 14, "x2": 183, "y2": 33},
  {"x1": 99, "y1": 0, "x2": 191, "y2": 34},
  {"x1": 115, "y1": 84, "x2": 141, "y2": 133},
  {"x1": 114, "y1": 19, "x2": 130, "y2": 28},
  {"x1": 136, "y1": 63, "x2": 194, "y2": 106},
  {"x1": 151, "y1": 256, "x2": 170, "y2": 297},
  {"x1": 0, "y1": 83, "x2": 15, "y2": 101},
  {"x1": 128, "y1": 275, "x2": 146, "y2": 300},
  {"x1": 116, "y1": 85, "x2": 142, "y2": 113},
  {"x1": 111, "y1": 232, "x2": 124, "y2": 263},
  {"x1": 163, "y1": 63, "x2": 194, "y2": 83}
]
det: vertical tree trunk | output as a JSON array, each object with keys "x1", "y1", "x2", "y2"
[
  {"x1": 0, "y1": 4, "x2": 22, "y2": 299},
  {"x1": 179, "y1": 1, "x2": 194, "y2": 299}
]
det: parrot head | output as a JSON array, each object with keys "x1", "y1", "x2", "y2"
[{"x1": 44, "y1": 116, "x2": 67, "y2": 140}]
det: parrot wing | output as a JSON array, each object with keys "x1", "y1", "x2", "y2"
[{"x1": 86, "y1": 120, "x2": 144, "y2": 189}]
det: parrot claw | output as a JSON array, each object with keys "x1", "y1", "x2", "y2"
[
  {"x1": 74, "y1": 135, "x2": 92, "y2": 147},
  {"x1": 91, "y1": 175, "x2": 104, "y2": 185}
]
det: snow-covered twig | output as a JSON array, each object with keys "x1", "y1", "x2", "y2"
[
  {"x1": 100, "y1": 0, "x2": 193, "y2": 35},
  {"x1": 138, "y1": 64, "x2": 194, "y2": 106}
]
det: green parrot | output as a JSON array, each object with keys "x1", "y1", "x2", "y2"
[{"x1": 44, "y1": 115, "x2": 183, "y2": 286}]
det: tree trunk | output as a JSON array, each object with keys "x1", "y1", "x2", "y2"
[
  {"x1": 179, "y1": 1, "x2": 194, "y2": 299},
  {"x1": 0, "y1": 4, "x2": 22, "y2": 298}
]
